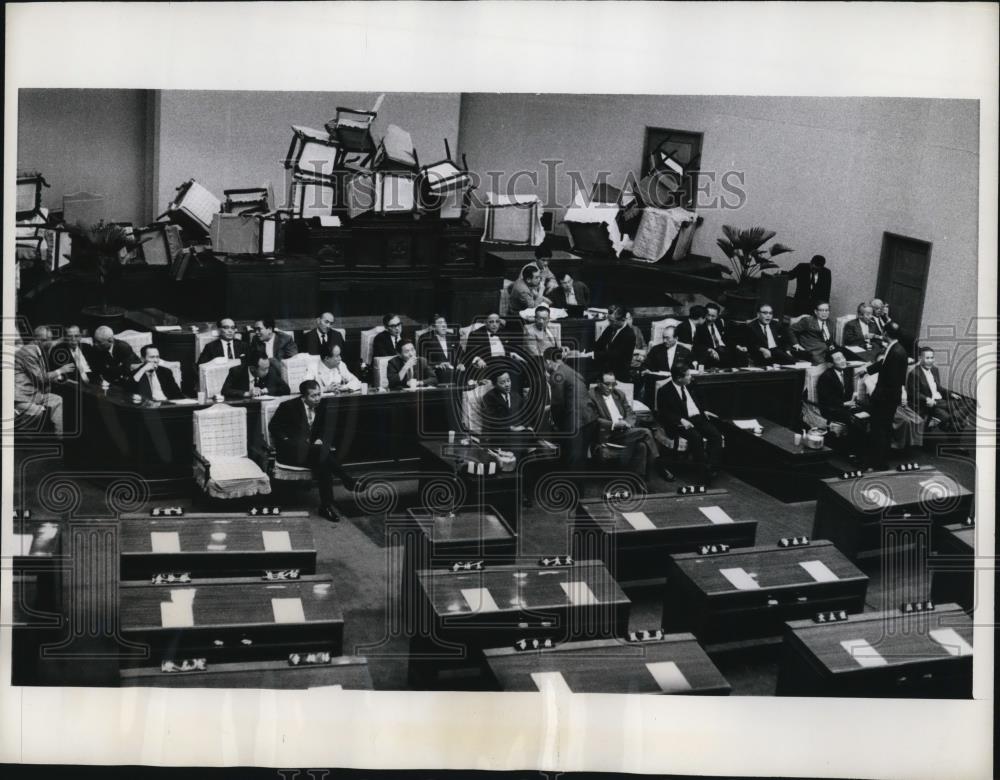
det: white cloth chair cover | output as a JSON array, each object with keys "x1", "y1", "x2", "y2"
[
  {"x1": 594, "y1": 319, "x2": 610, "y2": 341},
  {"x1": 116, "y1": 329, "x2": 153, "y2": 355},
  {"x1": 835, "y1": 314, "x2": 853, "y2": 344},
  {"x1": 461, "y1": 382, "x2": 493, "y2": 434},
  {"x1": 196, "y1": 331, "x2": 219, "y2": 362},
  {"x1": 482, "y1": 193, "x2": 545, "y2": 246},
  {"x1": 374, "y1": 355, "x2": 393, "y2": 390},
  {"x1": 193, "y1": 404, "x2": 270, "y2": 499},
  {"x1": 199, "y1": 357, "x2": 241, "y2": 397},
  {"x1": 459, "y1": 322, "x2": 484, "y2": 350},
  {"x1": 804, "y1": 364, "x2": 827, "y2": 404},
  {"x1": 160, "y1": 359, "x2": 183, "y2": 389},
  {"x1": 280, "y1": 353, "x2": 320, "y2": 391},
  {"x1": 499, "y1": 279, "x2": 513, "y2": 317},
  {"x1": 360, "y1": 326, "x2": 385, "y2": 365},
  {"x1": 650, "y1": 317, "x2": 683, "y2": 346}
]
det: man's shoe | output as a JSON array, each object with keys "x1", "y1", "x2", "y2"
[
  {"x1": 320, "y1": 504, "x2": 344, "y2": 523},
  {"x1": 655, "y1": 460, "x2": 675, "y2": 481}
]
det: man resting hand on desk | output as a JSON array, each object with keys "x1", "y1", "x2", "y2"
[
  {"x1": 221, "y1": 353, "x2": 290, "y2": 399},
  {"x1": 129, "y1": 345, "x2": 184, "y2": 401},
  {"x1": 387, "y1": 340, "x2": 439, "y2": 390},
  {"x1": 316, "y1": 345, "x2": 362, "y2": 392}
]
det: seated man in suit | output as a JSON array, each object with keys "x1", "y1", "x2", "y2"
[
  {"x1": 675, "y1": 305, "x2": 712, "y2": 362},
  {"x1": 817, "y1": 349, "x2": 867, "y2": 457},
  {"x1": 129, "y1": 345, "x2": 184, "y2": 401},
  {"x1": 543, "y1": 346, "x2": 594, "y2": 465},
  {"x1": 47, "y1": 324, "x2": 94, "y2": 382},
  {"x1": 790, "y1": 302, "x2": 841, "y2": 364},
  {"x1": 643, "y1": 325, "x2": 690, "y2": 374},
  {"x1": 594, "y1": 304, "x2": 636, "y2": 382},
  {"x1": 221, "y1": 353, "x2": 290, "y2": 399},
  {"x1": 371, "y1": 313, "x2": 404, "y2": 359},
  {"x1": 589, "y1": 371, "x2": 673, "y2": 481},
  {"x1": 418, "y1": 314, "x2": 464, "y2": 384},
  {"x1": 387, "y1": 340, "x2": 438, "y2": 390},
  {"x1": 14, "y1": 331, "x2": 74, "y2": 436},
  {"x1": 548, "y1": 270, "x2": 590, "y2": 310},
  {"x1": 842, "y1": 303, "x2": 884, "y2": 354},
  {"x1": 744, "y1": 304, "x2": 796, "y2": 365},
  {"x1": 910, "y1": 346, "x2": 962, "y2": 431},
  {"x1": 316, "y1": 345, "x2": 362, "y2": 393},
  {"x1": 508, "y1": 264, "x2": 551, "y2": 315},
  {"x1": 482, "y1": 369, "x2": 535, "y2": 443},
  {"x1": 788, "y1": 254, "x2": 832, "y2": 316},
  {"x1": 249, "y1": 319, "x2": 298, "y2": 361},
  {"x1": 302, "y1": 312, "x2": 345, "y2": 359},
  {"x1": 521, "y1": 245, "x2": 557, "y2": 294},
  {"x1": 464, "y1": 312, "x2": 528, "y2": 381},
  {"x1": 702, "y1": 302, "x2": 749, "y2": 368},
  {"x1": 268, "y1": 379, "x2": 357, "y2": 523},
  {"x1": 523, "y1": 305, "x2": 560, "y2": 359},
  {"x1": 84, "y1": 326, "x2": 141, "y2": 385},
  {"x1": 870, "y1": 298, "x2": 892, "y2": 332},
  {"x1": 198, "y1": 317, "x2": 247, "y2": 364},
  {"x1": 656, "y1": 363, "x2": 723, "y2": 484}
]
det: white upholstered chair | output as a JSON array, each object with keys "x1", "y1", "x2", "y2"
[
  {"x1": 649, "y1": 317, "x2": 683, "y2": 346},
  {"x1": 279, "y1": 353, "x2": 320, "y2": 391},
  {"x1": 459, "y1": 322, "x2": 484, "y2": 350},
  {"x1": 116, "y1": 329, "x2": 153, "y2": 355},
  {"x1": 199, "y1": 357, "x2": 241, "y2": 397},
  {"x1": 360, "y1": 326, "x2": 385, "y2": 365},
  {"x1": 192, "y1": 404, "x2": 271, "y2": 499},
  {"x1": 835, "y1": 314, "x2": 853, "y2": 344},
  {"x1": 374, "y1": 355, "x2": 393, "y2": 390}
]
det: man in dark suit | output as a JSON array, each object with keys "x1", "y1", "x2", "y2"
[
  {"x1": 702, "y1": 302, "x2": 749, "y2": 368},
  {"x1": 249, "y1": 319, "x2": 297, "y2": 361},
  {"x1": 593, "y1": 305, "x2": 636, "y2": 382},
  {"x1": 463, "y1": 312, "x2": 528, "y2": 383},
  {"x1": 198, "y1": 318, "x2": 248, "y2": 364},
  {"x1": 656, "y1": 364, "x2": 723, "y2": 484},
  {"x1": 791, "y1": 302, "x2": 841, "y2": 364},
  {"x1": 302, "y1": 312, "x2": 345, "y2": 359},
  {"x1": 481, "y1": 369, "x2": 535, "y2": 444},
  {"x1": 675, "y1": 305, "x2": 713, "y2": 363},
  {"x1": 858, "y1": 322, "x2": 908, "y2": 470},
  {"x1": 842, "y1": 303, "x2": 884, "y2": 354},
  {"x1": 548, "y1": 271, "x2": 591, "y2": 310},
  {"x1": 544, "y1": 346, "x2": 594, "y2": 465},
  {"x1": 387, "y1": 340, "x2": 439, "y2": 390},
  {"x1": 643, "y1": 325, "x2": 690, "y2": 373},
  {"x1": 909, "y1": 347, "x2": 961, "y2": 431},
  {"x1": 817, "y1": 349, "x2": 867, "y2": 458},
  {"x1": 221, "y1": 354, "x2": 290, "y2": 399},
  {"x1": 83, "y1": 325, "x2": 141, "y2": 384},
  {"x1": 47, "y1": 324, "x2": 94, "y2": 382},
  {"x1": 588, "y1": 371, "x2": 673, "y2": 480},
  {"x1": 870, "y1": 299, "x2": 892, "y2": 332},
  {"x1": 788, "y1": 254, "x2": 832, "y2": 316},
  {"x1": 371, "y1": 313, "x2": 404, "y2": 359},
  {"x1": 129, "y1": 345, "x2": 184, "y2": 401},
  {"x1": 417, "y1": 314, "x2": 464, "y2": 383},
  {"x1": 268, "y1": 380, "x2": 357, "y2": 523},
  {"x1": 744, "y1": 304, "x2": 795, "y2": 365}
]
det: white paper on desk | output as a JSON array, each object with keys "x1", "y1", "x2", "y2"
[
  {"x1": 150, "y1": 531, "x2": 181, "y2": 553},
  {"x1": 460, "y1": 587, "x2": 500, "y2": 613},
  {"x1": 719, "y1": 567, "x2": 760, "y2": 590},
  {"x1": 841, "y1": 638, "x2": 888, "y2": 668},
  {"x1": 621, "y1": 511, "x2": 656, "y2": 530},
  {"x1": 929, "y1": 628, "x2": 973, "y2": 657},
  {"x1": 732, "y1": 419, "x2": 761, "y2": 431},
  {"x1": 15, "y1": 534, "x2": 34, "y2": 556},
  {"x1": 257, "y1": 394, "x2": 275, "y2": 400},
  {"x1": 531, "y1": 671, "x2": 573, "y2": 695},
  {"x1": 154, "y1": 325, "x2": 183, "y2": 332},
  {"x1": 699, "y1": 506, "x2": 734, "y2": 525},
  {"x1": 262, "y1": 530, "x2": 292, "y2": 552},
  {"x1": 646, "y1": 661, "x2": 692, "y2": 693},
  {"x1": 845, "y1": 345, "x2": 865, "y2": 354},
  {"x1": 799, "y1": 559, "x2": 840, "y2": 583},
  {"x1": 561, "y1": 580, "x2": 599, "y2": 606},
  {"x1": 853, "y1": 411, "x2": 870, "y2": 419},
  {"x1": 169, "y1": 398, "x2": 200, "y2": 405},
  {"x1": 272, "y1": 597, "x2": 306, "y2": 624}
]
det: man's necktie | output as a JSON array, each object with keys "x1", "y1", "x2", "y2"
[
  {"x1": 226, "y1": 342, "x2": 233, "y2": 360},
  {"x1": 709, "y1": 327, "x2": 718, "y2": 348}
]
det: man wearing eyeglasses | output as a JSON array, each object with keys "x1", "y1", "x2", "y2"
[
  {"x1": 198, "y1": 317, "x2": 248, "y2": 364},
  {"x1": 372, "y1": 313, "x2": 405, "y2": 359},
  {"x1": 249, "y1": 318, "x2": 298, "y2": 361},
  {"x1": 744, "y1": 304, "x2": 795, "y2": 366},
  {"x1": 790, "y1": 301, "x2": 842, "y2": 365},
  {"x1": 303, "y1": 312, "x2": 345, "y2": 359}
]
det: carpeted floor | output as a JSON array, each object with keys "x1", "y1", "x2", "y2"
[{"x1": 10, "y1": 436, "x2": 977, "y2": 695}]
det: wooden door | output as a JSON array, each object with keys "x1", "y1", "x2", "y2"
[{"x1": 876, "y1": 233, "x2": 931, "y2": 348}]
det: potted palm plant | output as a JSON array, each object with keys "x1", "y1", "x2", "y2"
[
  {"x1": 716, "y1": 225, "x2": 793, "y2": 319},
  {"x1": 69, "y1": 221, "x2": 136, "y2": 330}
]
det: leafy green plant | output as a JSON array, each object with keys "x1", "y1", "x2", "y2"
[{"x1": 716, "y1": 225, "x2": 794, "y2": 286}]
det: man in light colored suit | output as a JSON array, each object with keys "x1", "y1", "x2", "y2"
[
  {"x1": 14, "y1": 328, "x2": 73, "y2": 435},
  {"x1": 790, "y1": 301, "x2": 841, "y2": 364},
  {"x1": 842, "y1": 303, "x2": 884, "y2": 354}
]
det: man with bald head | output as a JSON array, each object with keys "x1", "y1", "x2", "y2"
[
  {"x1": 303, "y1": 312, "x2": 345, "y2": 358},
  {"x1": 15, "y1": 328, "x2": 73, "y2": 436},
  {"x1": 843, "y1": 303, "x2": 884, "y2": 354},
  {"x1": 198, "y1": 317, "x2": 247, "y2": 364},
  {"x1": 82, "y1": 325, "x2": 140, "y2": 384}
]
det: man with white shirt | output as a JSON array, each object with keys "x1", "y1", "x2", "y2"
[
  {"x1": 221, "y1": 354, "x2": 290, "y2": 399},
  {"x1": 371, "y1": 313, "x2": 405, "y2": 359},
  {"x1": 197, "y1": 318, "x2": 247, "y2": 364},
  {"x1": 302, "y1": 312, "x2": 345, "y2": 359},
  {"x1": 593, "y1": 304, "x2": 636, "y2": 382},
  {"x1": 49, "y1": 324, "x2": 93, "y2": 382},
  {"x1": 643, "y1": 325, "x2": 690, "y2": 373},
  {"x1": 909, "y1": 347, "x2": 960, "y2": 431},
  {"x1": 791, "y1": 302, "x2": 842, "y2": 364},
  {"x1": 548, "y1": 271, "x2": 590, "y2": 310},
  {"x1": 418, "y1": 314, "x2": 464, "y2": 384},
  {"x1": 843, "y1": 303, "x2": 884, "y2": 354},
  {"x1": 702, "y1": 302, "x2": 749, "y2": 368},
  {"x1": 464, "y1": 311, "x2": 528, "y2": 382},
  {"x1": 656, "y1": 364, "x2": 723, "y2": 484},
  {"x1": 129, "y1": 345, "x2": 184, "y2": 401},
  {"x1": 744, "y1": 304, "x2": 795, "y2": 365},
  {"x1": 14, "y1": 330, "x2": 73, "y2": 436},
  {"x1": 316, "y1": 345, "x2": 362, "y2": 392},
  {"x1": 249, "y1": 318, "x2": 297, "y2": 361},
  {"x1": 523, "y1": 305, "x2": 560, "y2": 358},
  {"x1": 870, "y1": 299, "x2": 892, "y2": 331}
]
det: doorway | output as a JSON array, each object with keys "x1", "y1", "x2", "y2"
[{"x1": 876, "y1": 232, "x2": 931, "y2": 350}]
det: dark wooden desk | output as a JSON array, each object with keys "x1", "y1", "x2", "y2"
[
  {"x1": 718, "y1": 417, "x2": 836, "y2": 502},
  {"x1": 118, "y1": 511, "x2": 316, "y2": 580},
  {"x1": 776, "y1": 604, "x2": 973, "y2": 698},
  {"x1": 931, "y1": 521, "x2": 976, "y2": 611},
  {"x1": 644, "y1": 367, "x2": 806, "y2": 429},
  {"x1": 484, "y1": 634, "x2": 731, "y2": 695},
  {"x1": 64, "y1": 382, "x2": 459, "y2": 497},
  {"x1": 119, "y1": 574, "x2": 343, "y2": 665},
  {"x1": 214, "y1": 256, "x2": 319, "y2": 321},
  {"x1": 120, "y1": 655, "x2": 373, "y2": 689},
  {"x1": 409, "y1": 558, "x2": 630, "y2": 688},
  {"x1": 811, "y1": 469, "x2": 974, "y2": 560},
  {"x1": 662, "y1": 541, "x2": 868, "y2": 644},
  {"x1": 574, "y1": 490, "x2": 757, "y2": 587}
]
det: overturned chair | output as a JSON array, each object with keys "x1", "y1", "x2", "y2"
[{"x1": 192, "y1": 404, "x2": 271, "y2": 501}]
